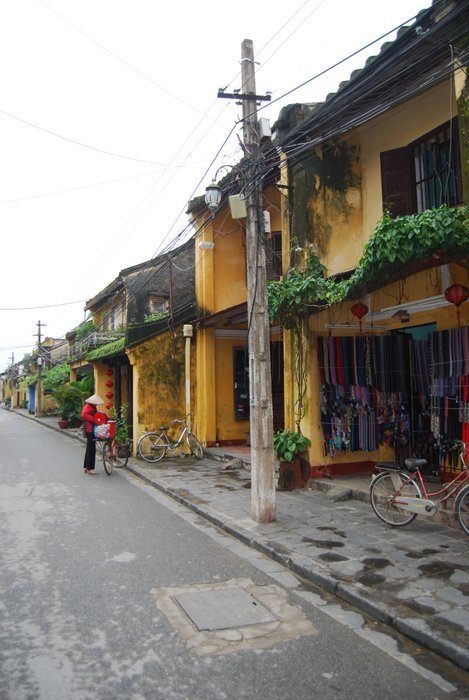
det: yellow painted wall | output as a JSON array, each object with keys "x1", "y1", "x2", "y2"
[
  {"x1": 126, "y1": 329, "x2": 196, "y2": 450},
  {"x1": 196, "y1": 328, "x2": 216, "y2": 445},
  {"x1": 195, "y1": 186, "x2": 281, "y2": 315}
]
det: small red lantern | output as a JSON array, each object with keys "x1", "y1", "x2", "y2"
[
  {"x1": 105, "y1": 402, "x2": 112, "y2": 410},
  {"x1": 351, "y1": 302, "x2": 369, "y2": 333},
  {"x1": 105, "y1": 392, "x2": 113, "y2": 399},
  {"x1": 105, "y1": 380, "x2": 114, "y2": 388},
  {"x1": 445, "y1": 284, "x2": 468, "y2": 327},
  {"x1": 105, "y1": 369, "x2": 113, "y2": 377}
]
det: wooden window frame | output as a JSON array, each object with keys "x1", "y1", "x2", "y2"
[{"x1": 409, "y1": 118, "x2": 462, "y2": 213}]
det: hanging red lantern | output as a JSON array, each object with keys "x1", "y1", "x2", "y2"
[
  {"x1": 105, "y1": 392, "x2": 113, "y2": 399},
  {"x1": 445, "y1": 284, "x2": 468, "y2": 327},
  {"x1": 105, "y1": 380, "x2": 114, "y2": 388},
  {"x1": 105, "y1": 369, "x2": 113, "y2": 377},
  {"x1": 105, "y1": 402, "x2": 112, "y2": 410},
  {"x1": 351, "y1": 302, "x2": 369, "y2": 333}
]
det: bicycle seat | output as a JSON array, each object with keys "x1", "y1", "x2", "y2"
[
  {"x1": 159, "y1": 425, "x2": 169, "y2": 431},
  {"x1": 404, "y1": 458, "x2": 427, "y2": 472}
]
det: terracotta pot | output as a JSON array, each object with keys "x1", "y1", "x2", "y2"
[
  {"x1": 278, "y1": 460, "x2": 304, "y2": 490},
  {"x1": 58, "y1": 419, "x2": 70, "y2": 429}
]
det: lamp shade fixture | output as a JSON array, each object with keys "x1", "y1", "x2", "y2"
[{"x1": 204, "y1": 181, "x2": 222, "y2": 212}]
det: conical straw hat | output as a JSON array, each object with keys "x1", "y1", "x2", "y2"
[{"x1": 85, "y1": 394, "x2": 104, "y2": 405}]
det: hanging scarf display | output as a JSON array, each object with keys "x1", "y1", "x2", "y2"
[{"x1": 317, "y1": 327, "x2": 467, "y2": 459}]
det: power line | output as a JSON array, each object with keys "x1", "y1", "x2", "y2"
[
  {"x1": 257, "y1": 0, "x2": 329, "y2": 72},
  {"x1": 0, "y1": 170, "x2": 160, "y2": 204},
  {"x1": 250, "y1": 4, "x2": 446, "y2": 121},
  {"x1": 36, "y1": 0, "x2": 221, "y2": 124},
  {"x1": 0, "y1": 107, "x2": 165, "y2": 165},
  {"x1": 0, "y1": 300, "x2": 85, "y2": 311}
]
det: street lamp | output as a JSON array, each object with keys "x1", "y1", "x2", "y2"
[
  {"x1": 205, "y1": 164, "x2": 246, "y2": 214},
  {"x1": 204, "y1": 181, "x2": 222, "y2": 213}
]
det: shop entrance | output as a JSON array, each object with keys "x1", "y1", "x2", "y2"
[
  {"x1": 233, "y1": 341, "x2": 284, "y2": 432},
  {"x1": 391, "y1": 324, "x2": 436, "y2": 465},
  {"x1": 317, "y1": 324, "x2": 467, "y2": 476}
]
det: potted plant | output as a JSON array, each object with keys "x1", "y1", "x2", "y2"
[
  {"x1": 274, "y1": 429, "x2": 311, "y2": 490},
  {"x1": 53, "y1": 377, "x2": 91, "y2": 429}
]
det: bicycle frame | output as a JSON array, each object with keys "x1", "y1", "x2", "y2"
[
  {"x1": 161, "y1": 420, "x2": 188, "y2": 451},
  {"x1": 392, "y1": 450, "x2": 468, "y2": 509}
]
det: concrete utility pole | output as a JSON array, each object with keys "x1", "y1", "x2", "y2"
[
  {"x1": 9, "y1": 352, "x2": 15, "y2": 409},
  {"x1": 240, "y1": 39, "x2": 276, "y2": 523},
  {"x1": 34, "y1": 320, "x2": 46, "y2": 417}
]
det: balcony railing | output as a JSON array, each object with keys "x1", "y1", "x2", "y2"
[{"x1": 69, "y1": 331, "x2": 123, "y2": 362}]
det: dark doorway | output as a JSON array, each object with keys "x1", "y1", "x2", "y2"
[{"x1": 233, "y1": 341, "x2": 284, "y2": 431}]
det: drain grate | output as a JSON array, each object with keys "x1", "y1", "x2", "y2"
[{"x1": 173, "y1": 587, "x2": 278, "y2": 631}]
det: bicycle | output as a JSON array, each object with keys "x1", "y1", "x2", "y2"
[
  {"x1": 369, "y1": 439, "x2": 469, "y2": 535},
  {"x1": 137, "y1": 416, "x2": 204, "y2": 463},
  {"x1": 102, "y1": 437, "x2": 130, "y2": 475}
]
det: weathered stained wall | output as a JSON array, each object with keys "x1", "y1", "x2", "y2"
[
  {"x1": 291, "y1": 78, "x2": 460, "y2": 278},
  {"x1": 127, "y1": 328, "x2": 196, "y2": 448},
  {"x1": 291, "y1": 136, "x2": 362, "y2": 275}
]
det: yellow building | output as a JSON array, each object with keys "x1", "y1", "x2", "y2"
[
  {"x1": 189, "y1": 181, "x2": 285, "y2": 447},
  {"x1": 271, "y1": 0, "x2": 468, "y2": 475},
  {"x1": 81, "y1": 241, "x2": 195, "y2": 452},
  {"x1": 188, "y1": 1, "x2": 468, "y2": 480}
]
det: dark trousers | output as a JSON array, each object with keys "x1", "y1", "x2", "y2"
[{"x1": 84, "y1": 433, "x2": 96, "y2": 469}]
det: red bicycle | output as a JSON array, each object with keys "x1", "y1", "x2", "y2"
[{"x1": 370, "y1": 440, "x2": 469, "y2": 535}]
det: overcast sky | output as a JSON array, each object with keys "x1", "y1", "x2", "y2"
[{"x1": 0, "y1": 0, "x2": 431, "y2": 371}]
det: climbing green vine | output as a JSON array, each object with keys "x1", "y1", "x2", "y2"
[{"x1": 268, "y1": 205, "x2": 468, "y2": 328}]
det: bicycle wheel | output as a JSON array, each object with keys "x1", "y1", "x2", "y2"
[
  {"x1": 137, "y1": 432, "x2": 166, "y2": 462},
  {"x1": 370, "y1": 471, "x2": 422, "y2": 527},
  {"x1": 102, "y1": 442, "x2": 113, "y2": 475},
  {"x1": 455, "y1": 485, "x2": 469, "y2": 536},
  {"x1": 114, "y1": 443, "x2": 130, "y2": 468},
  {"x1": 186, "y1": 431, "x2": 204, "y2": 459}
]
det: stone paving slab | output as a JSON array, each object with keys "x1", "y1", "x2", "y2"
[{"x1": 9, "y1": 408, "x2": 469, "y2": 672}]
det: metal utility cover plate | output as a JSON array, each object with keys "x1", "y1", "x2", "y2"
[{"x1": 174, "y1": 587, "x2": 278, "y2": 631}]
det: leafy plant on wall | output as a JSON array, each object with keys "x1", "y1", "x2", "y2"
[{"x1": 268, "y1": 205, "x2": 469, "y2": 328}]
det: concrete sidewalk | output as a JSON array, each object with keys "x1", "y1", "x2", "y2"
[{"x1": 9, "y1": 407, "x2": 469, "y2": 671}]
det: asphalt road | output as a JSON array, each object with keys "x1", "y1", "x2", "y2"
[{"x1": 0, "y1": 409, "x2": 468, "y2": 700}]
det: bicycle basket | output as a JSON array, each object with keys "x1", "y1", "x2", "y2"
[{"x1": 94, "y1": 420, "x2": 116, "y2": 440}]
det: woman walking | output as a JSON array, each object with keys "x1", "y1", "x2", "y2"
[{"x1": 81, "y1": 394, "x2": 104, "y2": 474}]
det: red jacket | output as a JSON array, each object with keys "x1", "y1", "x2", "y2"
[{"x1": 81, "y1": 403, "x2": 100, "y2": 434}]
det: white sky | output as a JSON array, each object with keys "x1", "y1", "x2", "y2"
[{"x1": 0, "y1": 0, "x2": 431, "y2": 371}]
